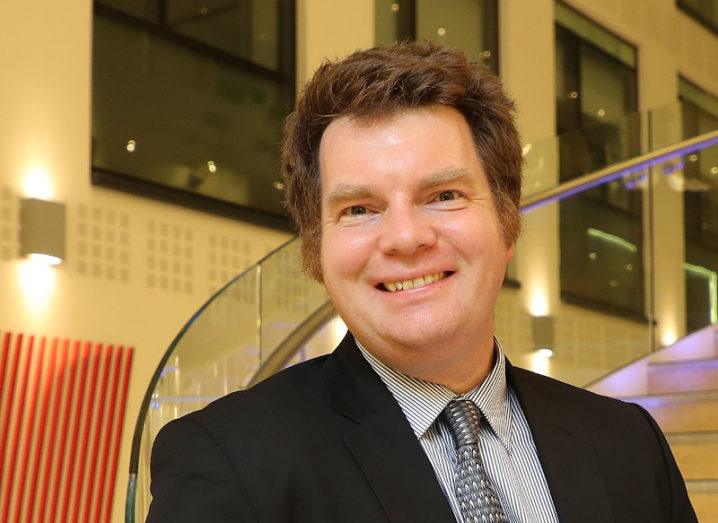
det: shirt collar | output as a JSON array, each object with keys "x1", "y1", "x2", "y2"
[{"x1": 356, "y1": 338, "x2": 512, "y2": 450}]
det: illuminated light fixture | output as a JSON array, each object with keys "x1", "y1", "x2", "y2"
[
  {"x1": 22, "y1": 165, "x2": 53, "y2": 200},
  {"x1": 684, "y1": 262, "x2": 718, "y2": 324},
  {"x1": 272, "y1": 181, "x2": 285, "y2": 191},
  {"x1": 437, "y1": 27, "x2": 446, "y2": 36},
  {"x1": 587, "y1": 227, "x2": 637, "y2": 252},
  {"x1": 29, "y1": 253, "x2": 62, "y2": 266},
  {"x1": 532, "y1": 315, "x2": 554, "y2": 352},
  {"x1": 207, "y1": 160, "x2": 217, "y2": 173},
  {"x1": 126, "y1": 139, "x2": 136, "y2": 152},
  {"x1": 20, "y1": 198, "x2": 66, "y2": 265},
  {"x1": 529, "y1": 288, "x2": 549, "y2": 317},
  {"x1": 536, "y1": 348, "x2": 554, "y2": 358}
]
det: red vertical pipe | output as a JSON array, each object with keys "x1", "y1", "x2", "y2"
[
  {"x1": 25, "y1": 337, "x2": 61, "y2": 523},
  {"x1": 39, "y1": 339, "x2": 75, "y2": 523},
  {"x1": 79, "y1": 344, "x2": 113, "y2": 523},
  {"x1": 66, "y1": 342, "x2": 102, "y2": 523},
  {"x1": 91, "y1": 346, "x2": 124, "y2": 523},
  {"x1": 0, "y1": 335, "x2": 35, "y2": 522},
  {"x1": 0, "y1": 331, "x2": 12, "y2": 507},
  {"x1": 0, "y1": 333, "x2": 24, "y2": 482},
  {"x1": 101, "y1": 347, "x2": 133, "y2": 523},
  {"x1": 47, "y1": 339, "x2": 87, "y2": 523},
  {"x1": 13, "y1": 336, "x2": 47, "y2": 523},
  {"x1": 0, "y1": 332, "x2": 12, "y2": 408}
]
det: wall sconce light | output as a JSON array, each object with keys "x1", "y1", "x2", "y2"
[
  {"x1": 532, "y1": 315, "x2": 554, "y2": 356},
  {"x1": 20, "y1": 198, "x2": 66, "y2": 265}
]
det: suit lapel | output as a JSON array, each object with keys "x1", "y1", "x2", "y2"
[
  {"x1": 507, "y1": 362, "x2": 614, "y2": 522},
  {"x1": 324, "y1": 334, "x2": 456, "y2": 523}
]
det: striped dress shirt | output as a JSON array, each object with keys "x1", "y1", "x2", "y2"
[{"x1": 357, "y1": 339, "x2": 559, "y2": 523}]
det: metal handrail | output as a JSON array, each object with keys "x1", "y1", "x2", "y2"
[
  {"x1": 521, "y1": 130, "x2": 718, "y2": 212},
  {"x1": 245, "y1": 129, "x2": 718, "y2": 382}
]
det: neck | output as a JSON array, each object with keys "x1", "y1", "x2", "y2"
[{"x1": 357, "y1": 332, "x2": 497, "y2": 394}]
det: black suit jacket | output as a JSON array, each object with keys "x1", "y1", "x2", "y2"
[{"x1": 147, "y1": 334, "x2": 697, "y2": 522}]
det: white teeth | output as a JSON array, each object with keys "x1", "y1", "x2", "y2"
[{"x1": 383, "y1": 272, "x2": 447, "y2": 292}]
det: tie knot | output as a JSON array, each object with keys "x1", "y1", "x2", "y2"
[{"x1": 443, "y1": 399, "x2": 481, "y2": 447}]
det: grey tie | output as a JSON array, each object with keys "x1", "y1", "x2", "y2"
[{"x1": 443, "y1": 399, "x2": 509, "y2": 523}]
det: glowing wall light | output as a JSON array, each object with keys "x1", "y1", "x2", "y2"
[
  {"x1": 21, "y1": 165, "x2": 54, "y2": 200},
  {"x1": 532, "y1": 315, "x2": 554, "y2": 350},
  {"x1": 529, "y1": 315, "x2": 554, "y2": 376},
  {"x1": 661, "y1": 328, "x2": 677, "y2": 348},
  {"x1": 18, "y1": 258, "x2": 57, "y2": 310},
  {"x1": 529, "y1": 350, "x2": 552, "y2": 376},
  {"x1": 529, "y1": 288, "x2": 549, "y2": 317},
  {"x1": 20, "y1": 198, "x2": 66, "y2": 265}
]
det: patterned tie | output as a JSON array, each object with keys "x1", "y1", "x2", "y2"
[{"x1": 443, "y1": 399, "x2": 509, "y2": 523}]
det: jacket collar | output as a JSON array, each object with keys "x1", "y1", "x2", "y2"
[
  {"x1": 507, "y1": 361, "x2": 614, "y2": 522},
  {"x1": 323, "y1": 334, "x2": 615, "y2": 523},
  {"x1": 324, "y1": 333, "x2": 456, "y2": 523}
]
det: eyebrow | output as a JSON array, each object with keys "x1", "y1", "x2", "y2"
[
  {"x1": 417, "y1": 167, "x2": 474, "y2": 191},
  {"x1": 324, "y1": 167, "x2": 474, "y2": 209},
  {"x1": 324, "y1": 184, "x2": 373, "y2": 209}
]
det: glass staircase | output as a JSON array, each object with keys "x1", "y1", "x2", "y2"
[{"x1": 126, "y1": 101, "x2": 718, "y2": 522}]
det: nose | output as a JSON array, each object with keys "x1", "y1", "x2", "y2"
[{"x1": 378, "y1": 204, "x2": 437, "y2": 256}]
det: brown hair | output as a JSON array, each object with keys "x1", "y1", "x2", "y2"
[{"x1": 282, "y1": 40, "x2": 522, "y2": 281}]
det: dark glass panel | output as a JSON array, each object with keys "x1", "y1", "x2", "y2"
[
  {"x1": 92, "y1": 1, "x2": 294, "y2": 219},
  {"x1": 560, "y1": 196, "x2": 645, "y2": 318},
  {"x1": 678, "y1": 0, "x2": 718, "y2": 33},
  {"x1": 681, "y1": 79, "x2": 718, "y2": 331},
  {"x1": 375, "y1": 0, "x2": 498, "y2": 72},
  {"x1": 555, "y1": 4, "x2": 643, "y2": 317}
]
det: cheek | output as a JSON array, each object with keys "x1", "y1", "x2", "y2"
[{"x1": 320, "y1": 230, "x2": 373, "y2": 279}]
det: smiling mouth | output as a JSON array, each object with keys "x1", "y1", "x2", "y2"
[{"x1": 378, "y1": 271, "x2": 452, "y2": 292}]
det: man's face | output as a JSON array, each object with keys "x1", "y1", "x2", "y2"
[{"x1": 319, "y1": 105, "x2": 513, "y2": 374}]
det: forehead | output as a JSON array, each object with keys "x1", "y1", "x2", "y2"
[{"x1": 318, "y1": 106, "x2": 482, "y2": 193}]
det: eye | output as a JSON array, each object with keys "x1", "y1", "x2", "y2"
[
  {"x1": 435, "y1": 190, "x2": 461, "y2": 202},
  {"x1": 347, "y1": 205, "x2": 367, "y2": 216}
]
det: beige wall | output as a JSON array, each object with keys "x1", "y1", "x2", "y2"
[{"x1": 0, "y1": 2, "x2": 290, "y2": 521}]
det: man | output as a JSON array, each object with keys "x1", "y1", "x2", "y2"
[{"x1": 147, "y1": 42, "x2": 696, "y2": 522}]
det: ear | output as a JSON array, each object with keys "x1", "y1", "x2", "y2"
[{"x1": 505, "y1": 244, "x2": 515, "y2": 264}]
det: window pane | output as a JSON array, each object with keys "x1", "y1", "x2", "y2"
[
  {"x1": 678, "y1": 0, "x2": 718, "y2": 33},
  {"x1": 555, "y1": 3, "x2": 643, "y2": 318},
  {"x1": 92, "y1": 1, "x2": 294, "y2": 219},
  {"x1": 375, "y1": 0, "x2": 498, "y2": 72},
  {"x1": 681, "y1": 78, "x2": 718, "y2": 332}
]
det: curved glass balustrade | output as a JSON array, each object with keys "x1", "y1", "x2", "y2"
[{"x1": 126, "y1": 101, "x2": 718, "y2": 522}]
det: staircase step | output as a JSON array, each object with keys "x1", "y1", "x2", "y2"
[
  {"x1": 623, "y1": 390, "x2": 718, "y2": 433},
  {"x1": 648, "y1": 357, "x2": 718, "y2": 394},
  {"x1": 666, "y1": 431, "x2": 718, "y2": 480},
  {"x1": 686, "y1": 479, "x2": 718, "y2": 523}
]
